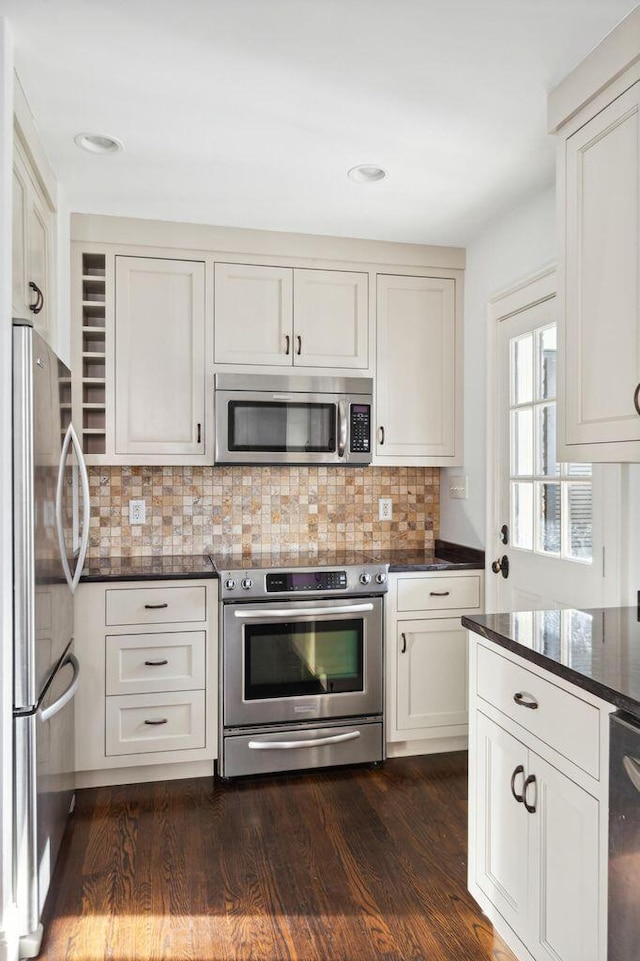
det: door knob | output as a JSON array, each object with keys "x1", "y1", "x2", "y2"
[{"x1": 491, "y1": 554, "x2": 509, "y2": 579}]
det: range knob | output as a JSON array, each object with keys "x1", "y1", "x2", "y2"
[
  {"x1": 241, "y1": 577, "x2": 254, "y2": 591},
  {"x1": 359, "y1": 572, "x2": 372, "y2": 585},
  {"x1": 375, "y1": 572, "x2": 387, "y2": 585},
  {"x1": 224, "y1": 578, "x2": 236, "y2": 590}
]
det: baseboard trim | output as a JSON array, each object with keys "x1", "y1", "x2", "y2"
[
  {"x1": 75, "y1": 758, "x2": 215, "y2": 789},
  {"x1": 386, "y1": 735, "x2": 468, "y2": 758}
]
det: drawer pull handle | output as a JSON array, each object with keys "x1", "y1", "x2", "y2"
[
  {"x1": 513, "y1": 691, "x2": 538, "y2": 710},
  {"x1": 144, "y1": 659, "x2": 169, "y2": 667},
  {"x1": 510, "y1": 764, "x2": 525, "y2": 803},
  {"x1": 144, "y1": 603, "x2": 169, "y2": 610},
  {"x1": 429, "y1": 590, "x2": 450, "y2": 597},
  {"x1": 523, "y1": 773, "x2": 537, "y2": 814},
  {"x1": 144, "y1": 718, "x2": 168, "y2": 726}
]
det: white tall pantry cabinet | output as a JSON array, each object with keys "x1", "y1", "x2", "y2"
[{"x1": 550, "y1": 6, "x2": 640, "y2": 461}]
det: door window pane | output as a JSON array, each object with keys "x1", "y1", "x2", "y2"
[
  {"x1": 512, "y1": 409, "x2": 534, "y2": 476},
  {"x1": 512, "y1": 482, "x2": 534, "y2": 550},
  {"x1": 512, "y1": 334, "x2": 534, "y2": 405},
  {"x1": 566, "y1": 484, "x2": 593, "y2": 560},
  {"x1": 537, "y1": 326, "x2": 557, "y2": 401},
  {"x1": 536, "y1": 482, "x2": 561, "y2": 555},
  {"x1": 536, "y1": 404, "x2": 559, "y2": 476}
]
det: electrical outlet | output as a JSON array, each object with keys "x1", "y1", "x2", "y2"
[
  {"x1": 378, "y1": 497, "x2": 393, "y2": 521},
  {"x1": 129, "y1": 499, "x2": 146, "y2": 525}
]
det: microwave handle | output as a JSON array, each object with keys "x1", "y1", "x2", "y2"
[{"x1": 338, "y1": 400, "x2": 348, "y2": 458}]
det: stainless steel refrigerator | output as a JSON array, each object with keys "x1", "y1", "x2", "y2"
[{"x1": 12, "y1": 320, "x2": 89, "y2": 959}]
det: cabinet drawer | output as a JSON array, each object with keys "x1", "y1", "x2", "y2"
[
  {"x1": 105, "y1": 631, "x2": 206, "y2": 695},
  {"x1": 105, "y1": 586, "x2": 206, "y2": 626},
  {"x1": 105, "y1": 690, "x2": 206, "y2": 756},
  {"x1": 397, "y1": 575, "x2": 481, "y2": 613},
  {"x1": 476, "y1": 644, "x2": 600, "y2": 778}
]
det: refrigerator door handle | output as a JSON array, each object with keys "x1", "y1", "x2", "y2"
[
  {"x1": 55, "y1": 424, "x2": 90, "y2": 594},
  {"x1": 69, "y1": 425, "x2": 90, "y2": 593},
  {"x1": 39, "y1": 653, "x2": 80, "y2": 723}
]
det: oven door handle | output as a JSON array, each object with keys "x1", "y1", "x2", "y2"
[
  {"x1": 248, "y1": 731, "x2": 361, "y2": 750},
  {"x1": 234, "y1": 603, "x2": 374, "y2": 619}
]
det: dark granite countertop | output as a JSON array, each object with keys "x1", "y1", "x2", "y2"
[
  {"x1": 80, "y1": 554, "x2": 217, "y2": 582},
  {"x1": 462, "y1": 607, "x2": 640, "y2": 718},
  {"x1": 379, "y1": 540, "x2": 485, "y2": 572},
  {"x1": 80, "y1": 540, "x2": 483, "y2": 583}
]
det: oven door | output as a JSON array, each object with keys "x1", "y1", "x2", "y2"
[{"x1": 222, "y1": 596, "x2": 383, "y2": 728}]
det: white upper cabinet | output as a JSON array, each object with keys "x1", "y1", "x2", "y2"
[
  {"x1": 114, "y1": 256, "x2": 207, "y2": 459},
  {"x1": 214, "y1": 263, "x2": 368, "y2": 371},
  {"x1": 376, "y1": 274, "x2": 461, "y2": 465},
  {"x1": 12, "y1": 139, "x2": 55, "y2": 342},
  {"x1": 551, "y1": 8, "x2": 640, "y2": 460},
  {"x1": 214, "y1": 264, "x2": 293, "y2": 366},
  {"x1": 293, "y1": 269, "x2": 368, "y2": 369}
]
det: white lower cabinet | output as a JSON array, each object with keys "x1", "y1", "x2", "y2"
[
  {"x1": 468, "y1": 634, "x2": 611, "y2": 961},
  {"x1": 476, "y1": 713, "x2": 599, "y2": 961},
  {"x1": 386, "y1": 570, "x2": 483, "y2": 753},
  {"x1": 74, "y1": 579, "x2": 217, "y2": 786}
]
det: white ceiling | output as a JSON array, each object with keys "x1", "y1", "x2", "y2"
[{"x1": 2, "y1": 0, "x2": 638, "y2": 246}]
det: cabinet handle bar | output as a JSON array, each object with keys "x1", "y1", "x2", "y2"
[
  {"x1": 523, "y1": 773, "x2": 537, "y2": 814},
  {"x1": 634, "y1": 383, "x2": 640, "y2": 416},
  {"x1": 510, "y1": 764, "x2": 525, "y2": 803},
  {"x1": 513, "y1": 691, "x2": 538, "y2": 709},
  {"x1": 144, "y1": 659, "x2": 169, "y2": 667},
  {"x1": 401, "y1": 632, "x2": 407, "y2": 654},
  {"x1": 144, "y1": 602, "x2": 169, "y2": 610},
  {"x1": 429, "y1": 590, "x2": 450, "y2": 597},
  {"x1": 144, "y1": 718, "x2": 168, "y2": 726}
]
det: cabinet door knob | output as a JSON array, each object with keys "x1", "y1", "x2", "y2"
[
  {"x1": 523, "y1": 774, "x2": 537, "y2": 814},
  {"x1": 28, "y1": 281, "x2": 44, "y2": 315},
  {"x1": 510, "y1": 764, "x2": 525, "y2": 803}
]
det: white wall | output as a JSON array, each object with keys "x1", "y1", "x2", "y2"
[
  {"x1": 440, "y1": 185, "x2": 556, "y2": 549},
  {"x1": 0, "y1": 21, "x2": 17, "y2": 961}
]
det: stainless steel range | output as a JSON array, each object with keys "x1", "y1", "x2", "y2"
[{"x1": 218, "y1": 551, "x2": 388, "y2": 778}]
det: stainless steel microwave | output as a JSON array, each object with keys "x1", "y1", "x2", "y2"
[{"x1": 214, "y1": 373, "x2": 373, "y2": 466}]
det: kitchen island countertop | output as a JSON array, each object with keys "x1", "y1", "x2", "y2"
[{"x1": 463, "y1": 607, "x2": 640, "y2": 717}]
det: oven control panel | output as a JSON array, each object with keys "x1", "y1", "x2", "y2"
[{"x1": 266, "y1": 570, "x2": 348, "y2": 593}]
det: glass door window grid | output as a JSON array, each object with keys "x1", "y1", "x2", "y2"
[{"x1": 510, "y1": 324, "x2": 592, "y2": 562}]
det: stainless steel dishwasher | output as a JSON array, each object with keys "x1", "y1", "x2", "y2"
[{"x1": 609, "y1": 711, "x2": 640, "y2": 961}]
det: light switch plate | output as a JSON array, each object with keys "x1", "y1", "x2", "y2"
[
  {"x1": 129, "y1": 499, "x2": 146, "y2": 525},
  {"x1": 449, "y1": 475, "x2": 468, "y2": 499}
]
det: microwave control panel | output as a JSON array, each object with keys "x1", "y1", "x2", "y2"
[{"x1": 350, "y1": 404, "x2": 371, "y2": 453}]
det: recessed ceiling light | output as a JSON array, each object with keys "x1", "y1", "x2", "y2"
[
  {"x1": 347, "y1": 164, "x2": 388, "y2": 184},
  {"x1": 74, "y1": 132, "x2": 124, "y2": 154}
]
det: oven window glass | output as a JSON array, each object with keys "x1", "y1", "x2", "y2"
[
  {"x1": 228, "y1": 401, "x2": 336, "y2": 453},
  {"x1": 244, "y1": 619, "x2": 364, "y2": 699}
]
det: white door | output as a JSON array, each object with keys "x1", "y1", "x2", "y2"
[{"x1": 489, "y1": 273, "x2": 620, "y2": 612}]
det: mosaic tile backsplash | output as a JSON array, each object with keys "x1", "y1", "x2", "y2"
[{"x1": 87, "y1": 466, "x2": 440, "y2": 558}]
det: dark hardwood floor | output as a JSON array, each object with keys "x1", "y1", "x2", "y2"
[{"x1": 40, "y1": 753, "x2": 515, "y2": 961}]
